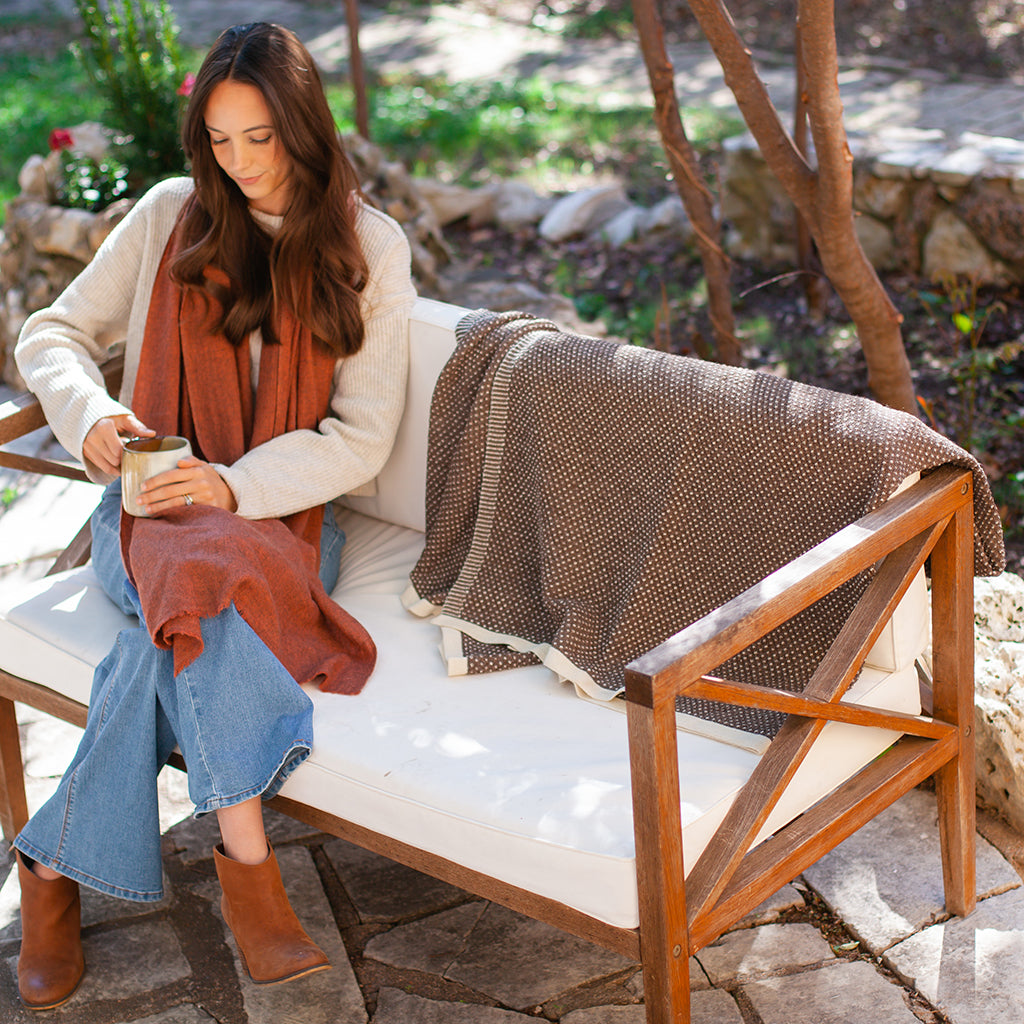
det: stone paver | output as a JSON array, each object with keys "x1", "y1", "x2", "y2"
[
  {"x1": 561, "y1": 1007, "x2": 649, "y2": 1024},
  {"x1": 885, "y1": 886, "x2": 1024, "y2": 1024},
  {"x1": 121, "y1": 1009, "x2": 219, "y2": 1024},
  {"x1": 738, "y1": 881, "x2": 805, "y2": 927},
  {"x1": 444, "y1": 903, "x2": 636, "y2": 1008},
  {"x1": 0, "y1": 849, "x2": 173, "y2": 943},
  {"x1": 366, "y1": 901, "x2": 635, "y2": 1010},
  {"x1": 324, "y1": 836, "x2": 466, "y2": 921},
  {"x1": 562, "y1": 990, "x2": 745, "y2": 1024},
  {"x1": 696, "y1": 922, "x2": 836, "y2": 986},
  {"x1": 622, "y1": 951, "x2": 710, "y2": 997},
  {"x1": 804, "y1": 787, "x2": 1021, "y2": 953},
  {"x1": 371, "y1": 987, "x2": 533, "y2": 1023},
  {"x1": 2, "y1": 917, "x2": 190, "y2": 1011},
  {"x1": 363, "y1": 900, "x2": 488, "y2": 974},
  {"x1": 745, "y1": 959, "x2": 922, "y2": 1024},
  {"x1": 165, "y1": 790, "x2": 324, "y2": 865}
]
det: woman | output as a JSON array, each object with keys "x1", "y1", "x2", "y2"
[{"x1": 12, "y1": 22, "x2": 414, "y2": 1009}]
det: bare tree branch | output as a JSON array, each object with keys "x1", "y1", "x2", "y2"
[
  {"x1": 633, "y1": 0, "x2": 742, "y2": 363},
  {"x1": 677, "y1": 0, "x2": 916, "y2": 413}
]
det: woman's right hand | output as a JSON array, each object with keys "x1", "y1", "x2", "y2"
[{"x1": 83, "y1": 414, "x2": 156, "y2": 476}]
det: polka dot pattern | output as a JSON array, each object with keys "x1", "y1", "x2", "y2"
[{"x1": 408, "y1": 310, "x2": 1006, "y2": 737}]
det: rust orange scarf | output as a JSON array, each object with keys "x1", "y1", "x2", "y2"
[{"x1": 121, "y1": 202, "x2": 376, "y2": 694}]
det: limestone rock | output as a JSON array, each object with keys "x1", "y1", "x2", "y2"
[
  {"x1": 956, "y1": 182, "x2": 1024, "y2": 266},
  {"x1": 931, "y1": 144, "x2": 991, "y2": 186},
  {"x1": 64, "y1": 121, "x2": 120, "y2": 162},
  {"x1": 724, "y1": 129, "x2": 1024, "y2": 283},
  {"x1": 594, "y1": 204, "x2": 644, "y2": 247},
  {"x1": 639, "y1": 194, "x2": 691, "y2": 239},
  {"x1": 17, "y1": 155, "x2": 49, "y2": 200},
  {"x1": 539, "y1": 184, "x2": 630, "y2": 242},
  {"x1": 974, "y1": 572, "x2": 1024, "y2": 831},
  {"x1": 343, "y1": 134, "x2": 450, "y2": 285},
  {"x1": 922, "y1": 208, "x2": 1012, "y2": 285},
  {"x1": 415, "y1": 178, "x2": 498, "y2": 227},
  {"x1": 721, "y1": 137, "x2": 797, "y2": 265},
  {"x1": 854, "y1": 173, "x2": 909, "y2": 220},
  {"x1": 872, "y1": 139, "x2": 948, "y2": 180},
  {"x1": 594, "y1": 195, "x2": 692, "y2": 249},
  {"x1": 854, "y1": 214, "x2": 896, "y2": 270},
  {"x1": 975, "y1": 572, "x2": 1024, "y2": 642},
  {"x1": 35, "y1": 207, "x2": 97, "y2": 263},
  {"x1": 493, "y1": 181, "x2": 553, "y2": 230}
]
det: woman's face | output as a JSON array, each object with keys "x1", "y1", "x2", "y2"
[{"x1": 204, "y1": 79, "x2": 293, "y2": 216}]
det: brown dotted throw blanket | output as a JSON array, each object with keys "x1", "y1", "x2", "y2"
[{"x1": 405, "y1": 311, "x2": 1005, "y2": 739}]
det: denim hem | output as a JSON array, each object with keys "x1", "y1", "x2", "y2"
[
  {"x1": 12, "y1": 836, "x2": 164, "y2": 903},
  {"x1": 191, "y1": 741, "x2": 311, "y2": 818}
]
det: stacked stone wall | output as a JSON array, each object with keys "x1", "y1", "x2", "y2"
[{"x1": 722, "y1": 128, "x2": 1024, "y2": 286}]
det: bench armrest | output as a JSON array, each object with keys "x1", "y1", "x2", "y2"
[
  {"x1": 0, "y1": 355, "x2": 124, "y2": 481},
  {"x1": 623, "y1": 464, "x2": 977, "y2": 970}
]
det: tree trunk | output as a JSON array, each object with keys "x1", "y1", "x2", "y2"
[
  {"x1": 346, "y1": 0, "x2": 370, "y2": 140},
  {"x1": 633, "y1": 0, "x2": 742, "y2": 365},
  {"x1": 682, "y1": 0, "x2": 917, "y2": 413},
  {"x1": 792, "y1": 22, "x2": 829, "y2": 320}
]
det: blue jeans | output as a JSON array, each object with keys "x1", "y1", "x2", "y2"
[{"x1": 13, "y1": 482, "x2": 345, "y2": 902}]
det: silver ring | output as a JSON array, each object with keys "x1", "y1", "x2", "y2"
[{"x1": 184, "y1": 493, "x2": 194, "y2": 506}]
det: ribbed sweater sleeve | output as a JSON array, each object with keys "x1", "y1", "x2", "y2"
[{"x1": 14, "y1": 177, "x2": 416, "y2": 519}]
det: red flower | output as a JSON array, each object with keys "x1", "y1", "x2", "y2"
[
  {"x1": 177, "y1": 73, "x2": 196, "y2": 98},
  {"x1": 48, "y1": 128, "x2": 74, "y2": 152}
]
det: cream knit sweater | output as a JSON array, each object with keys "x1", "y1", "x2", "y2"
[{"x1": 15, "y1": 176, "x2": 416, "y2": 520}]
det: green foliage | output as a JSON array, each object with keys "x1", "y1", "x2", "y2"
[
  {"x1": 916, "y1": 276, "x2": 1012, "y2": 455},
  {"x1": 0, "y1": 48, "x2": 106, "y2": 211},
  {"x1": 71, "y1": 0, "x2": 190, "y2": 185},
  {"x1": 916, "y1": 276, "x2": 1024, "y2": 550},
  {"x1": 553, "y1": 257, "x2": 704, "y2": 348},
  {"x1": 1, "y1": 484, "x2": 19, "y2": 510},
  {"x1": 327, "y1": 74, "x2": 742, "y2": 204},
  {"x1": 57, "y1": 152, "x2": 131, "y2": 211},
  {"x1": 530, "y1": 0, "x2": 634, "y2": 38},
  {"x1": 993, "y1": 469, "x2": 1024, "y2": 550}
]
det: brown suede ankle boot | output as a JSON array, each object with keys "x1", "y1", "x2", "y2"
[
  {"x1": 214, "y1": 842, "x2": 330, "y2": 985},
  {"x1": 16, "y1": 851, "x2": 85, "y2": 1010}
]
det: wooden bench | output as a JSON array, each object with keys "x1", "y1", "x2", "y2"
[{"x1": 0, "y1": 296, "x2": 981, "y2": 1023}]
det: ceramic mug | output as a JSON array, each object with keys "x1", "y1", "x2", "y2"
[{"x1": 121, "y1": 436, "x2": 192, "y2": 517}]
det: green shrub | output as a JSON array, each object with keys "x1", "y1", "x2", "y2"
[
  {"x1": 57, "y1": 152, "x2": 132, "y2": 211},
  {"x1": 71, "y1": 0, "x2": 191, "y2": 187},
  {"x1": 0, "y1": 47, "x2": 106, "y2": 213}
]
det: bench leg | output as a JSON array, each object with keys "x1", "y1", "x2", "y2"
[
  {"x1": 0, "y1": 696, "x2": 30, "y2": 843},
  {"x1": 929, "y1": 498, "x2": 976, "y2": 918},
  {"x1": 628, "y1": 693, "x2": 693, "y2": 1023}
]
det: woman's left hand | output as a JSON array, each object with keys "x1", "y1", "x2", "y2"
[{"x1": 136, "y1": 456, "x2": 239, "y2": 515}]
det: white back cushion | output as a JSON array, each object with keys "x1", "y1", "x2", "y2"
[{"x1": 342, "y1": 297, "x2": 467, "y2": 532}]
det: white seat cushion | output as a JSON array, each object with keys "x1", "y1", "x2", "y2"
[{"x1": 0, "y1": 506, "x2": 922, "y2": 929}]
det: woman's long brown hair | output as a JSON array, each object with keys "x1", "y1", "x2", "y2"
[{"x1": 174, "y1": 23, "x2": 368, "y2": 357}]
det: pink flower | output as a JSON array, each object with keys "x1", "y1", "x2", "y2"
[
  {"x1": 48, "y1": 128, "x2": 74, "y2": 152},
  {"x1": 177, "y1": 73, "x2": 196, "y2": 98}
]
